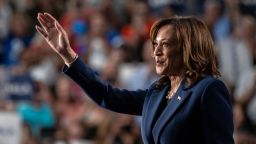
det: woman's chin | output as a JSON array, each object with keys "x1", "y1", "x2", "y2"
[{"x1": 156, "y1": 68, "x2": 165, "y2": 75}]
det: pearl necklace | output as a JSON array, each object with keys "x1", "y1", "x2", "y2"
[{"x1": 166, "y1": 90, "x2": 176, "y2": 100}]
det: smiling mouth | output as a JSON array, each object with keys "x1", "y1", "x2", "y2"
[{"x1": 156, "y1": 59, "x2": 164, "y2": 66}]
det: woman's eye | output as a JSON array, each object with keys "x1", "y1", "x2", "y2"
[
  {"x1": 162, "y1": 42, "x2": 170, "y2": 48},
  {"x1": 152, "y1": 42, "x2": 157, "y2": 49}
]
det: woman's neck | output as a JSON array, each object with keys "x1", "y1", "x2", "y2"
[{"x1": 166, "y1": 75, "x2": 183, "y2": 100}]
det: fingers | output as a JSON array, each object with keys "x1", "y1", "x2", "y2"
[
  {"x1": 44, "y1": 13, "x2": 60, "y2": 31},
  {"x1": 37, "y1": 13, "x2": 57, "y2": 32},
  {"x1": 37, "y1": 13, "x2": 50, "y2": 32},
  {"x1": 39, "y1": 13, "x2": 51, "y2": 23},
  {"x1": 44, "y1": 13, "x2": 65, "y2": 34},
  {"x1": 36, "y1": 12, "x2": 67, "y2": 41},
  {"x1": 35, "y1": 25, "x2": 48, "y2": 38},
  {"x1": 55, "y1": 21, "x2": 65, "y2": 35},
  {"x1": 44, "y1": 12, "x2": 56, "y2": 23}
]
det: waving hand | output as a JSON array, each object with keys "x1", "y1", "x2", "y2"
[{"x1": 36, "y1": 12, "x2": 77, "y2": 65}]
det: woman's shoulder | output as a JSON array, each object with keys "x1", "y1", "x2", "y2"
[
  {"x1": 186, "y1": 76, "x2": 230, "y2": 102},
  {"x1": 190, "y1": 75, "x2": 227, "y2": 91},
  {"x1": 198, "y1": 75, "x2": 220, "y2": 84}
]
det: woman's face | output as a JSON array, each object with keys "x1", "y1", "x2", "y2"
[{"x1": 153, "y1": 25, "x2": 183, "y2": 76}]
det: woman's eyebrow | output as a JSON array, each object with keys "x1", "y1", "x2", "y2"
[{"x1": 154, "y1": 38, "x2": 171, "y2": 42}]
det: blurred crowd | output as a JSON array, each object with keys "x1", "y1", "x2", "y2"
[{"x1": 0, "y1": 0, "x2": 256, "y2": 143}]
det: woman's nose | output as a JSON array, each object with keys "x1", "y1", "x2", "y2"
[{"x1": 153, "y1": 45, "x2": 163, "y2": 57}]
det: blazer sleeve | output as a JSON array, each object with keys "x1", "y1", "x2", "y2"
[
  {"x1": 201, "y1": 79, "x2": 234, "y2": 144},
  {"x1": 63, "y1": 58, "x2": 147, "y2": 115}
]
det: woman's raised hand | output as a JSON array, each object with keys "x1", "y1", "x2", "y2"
[{"x1": 35, "y1": 12, "x2": 77, "y2": 65}]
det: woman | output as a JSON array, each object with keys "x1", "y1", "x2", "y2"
[{"x1": 36, "y1": 13, "x2": 234, "y2": 144}]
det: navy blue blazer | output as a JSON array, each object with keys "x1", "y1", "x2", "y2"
[{"x1": 64, "y1": 58, "x2": 234, "y2": 144}]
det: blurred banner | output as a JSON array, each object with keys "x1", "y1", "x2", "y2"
[{"x1": 0, "y1": 112, "x2": 21, "y2": 144}]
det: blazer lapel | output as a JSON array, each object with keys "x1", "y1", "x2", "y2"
[
  {"x1": 142, "y1": 85, "x2": 170, "y2": 141},
  {"x1": 152, "y1": 88, "x2": 192, "y2": 143}
]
